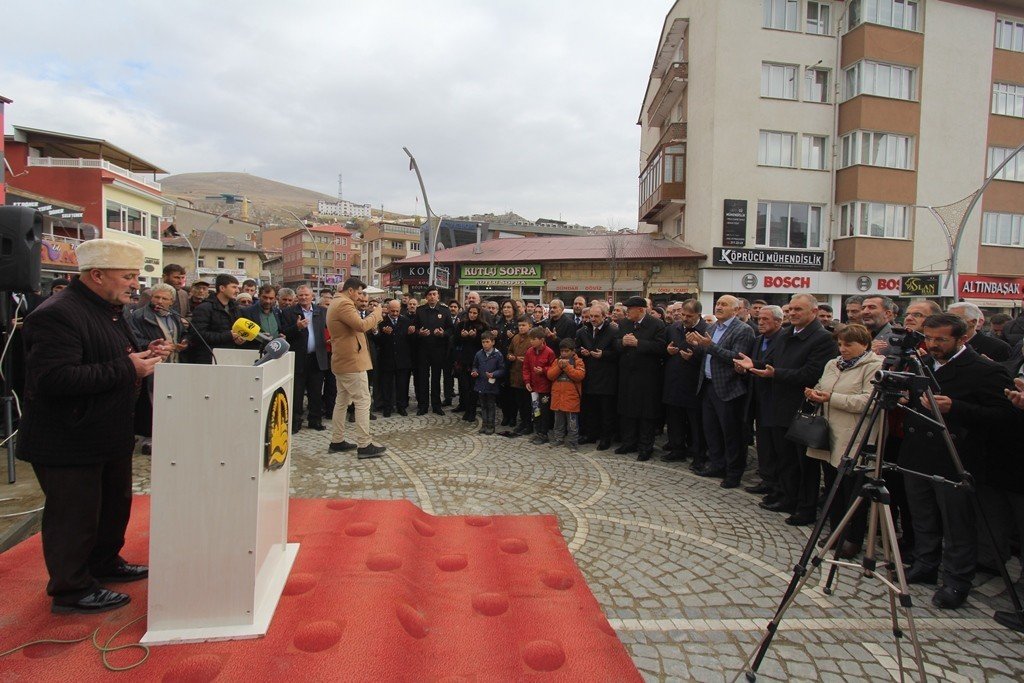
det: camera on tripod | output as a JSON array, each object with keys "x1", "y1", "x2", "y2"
[
  {"x1": 873, "y1": 369, "x2": 932, "y2": 393},
  {"x1": 886, "y1": 326, "x2": 924, "y2": 355}
]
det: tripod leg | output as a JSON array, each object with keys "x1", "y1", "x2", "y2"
[
  {"x1": 880, "y1": 501, "x2": 928, "y2": 682},
  {"x1": 821, "y1": 495, "x2": 866, "y2": 595}
]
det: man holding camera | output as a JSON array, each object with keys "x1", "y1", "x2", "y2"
[{"x1": 901, "y1": 313, "x2": 1014, "y2": 609}]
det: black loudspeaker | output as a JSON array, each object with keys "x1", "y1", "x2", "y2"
[{"x1": 0, "y1": 206, "x2": 43, "y2": 293}]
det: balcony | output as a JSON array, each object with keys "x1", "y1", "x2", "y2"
[
  {"x1": 28, "y1": 157, "x2": 162, "y2": 191},
  {"x1": 647, "y1": 61, "x2": 688, "y2": 128},
  {"x1": 638, "y1": 149, "x2": 686, "y2": 223},
  {"x1": 647, "y1": 122, "x2": 687, "y2": 164}
]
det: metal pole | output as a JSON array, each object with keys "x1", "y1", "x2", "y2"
[
  {"x1": 193, "y1": 207, "x2": 235, "y2": 279},
  {"x1": 284, "y1": 209, "x2": 324, "y2": 290},
  {"x1": 403, "y1": 147, "x2": 439, "y2": 287}
]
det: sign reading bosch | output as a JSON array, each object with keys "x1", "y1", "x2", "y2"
[{"x1": 713, "y1": 247, "x2": 824, "y2": 271}]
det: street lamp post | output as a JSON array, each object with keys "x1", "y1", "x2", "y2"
[
  {"x1": 403, "y1": 147, "x2": 440, "y2": 288},
  {"x1": 192, "y1": 206, "x2": 238, "y2": 280},
  {"x1": 283, "y1": 209, "x2": 325, "y2": 290}
]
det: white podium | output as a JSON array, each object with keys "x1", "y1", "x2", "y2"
[{"x1": 142, "y1": 349, "x2": 300, "y2": 645}]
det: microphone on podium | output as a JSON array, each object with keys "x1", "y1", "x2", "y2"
[
  {"x1": 232, "y1": 318, "x2": 274, "y2": 345},
  {"x1": 254, "y1": 337, "x2": 290, "y2": 366}
]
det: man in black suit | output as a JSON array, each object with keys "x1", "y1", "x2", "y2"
[
  {"x1": 374, "y1": 299, "x2": 415, "y2": 417},
  {"x1": 948, "y1": 301, "x2": 1011, "y2": 362},
  {"x1": 662, "y1": 299, "x2": 708, "y2": 464},
  {"x1": 281, "y1": 285, "x2": 330, "y2": 433},
  {"x1": 189, "y1": 274, "x2": 244, "y2": 364},
  {"x1": 739, "y1": 305, "x2": 785, "y2": 502},
  {"x1": 901, "y1": 313, "x2": 1014, "y2": 609},
  {"x1": 544, "y1": 298, "x2": 579, "y2": 354},
  {"x1": 576, "y1": 303, "x2": 618, "y2": 449},
  {"x1": 736, "y1": 294, "x2": 838, "y2": 524},
  {"x1": 414, "y1": 286, "x2": 452, "y2": 415},
  {"x1": 614, "y1": 297, "x2": 666, "y2": 461},
  {"x1": 687, "y1": 295, "x2": 755, "y2": 488}
]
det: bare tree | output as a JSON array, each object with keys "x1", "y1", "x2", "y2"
[{"x1": 606, "y1": 234, "x2": 621, "y2": 301}]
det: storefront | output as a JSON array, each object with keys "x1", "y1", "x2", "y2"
[
  {"x1": 457, "y1": 264, "x2": 546, "y2": 305},
  {"x1": 957, "y1": 274, "x2": 1024, "y2": 315},
  {"x1": 700, "y1": 269, "x2": 950, "y2": 320},
  {"x1": 545, "y1": 279, "x2": 645, "y2": 304},
  {"x1": 387, "y1": 265, "x2": 450, "y2": 300}
]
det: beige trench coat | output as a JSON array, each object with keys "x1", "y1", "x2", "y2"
[{"x1": 806, "y1": 352, "x2": 884, "y2": 467}]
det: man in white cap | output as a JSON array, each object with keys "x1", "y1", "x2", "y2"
[{"x1": 16, "y1": 238, "x2": 170, "y2": 615}]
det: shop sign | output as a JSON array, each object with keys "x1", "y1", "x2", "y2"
[
  {"x1": 546, "y1": 279, "x2": 644, "y2": 292},
  {"x1": 722, "y1": 199, "x2": 747, "y2": 247},
  {"x1": 958, "y1": 274, "x2": 1024, "y2": 300},
  {"x1": 460, "y1": 278, "x2": 545, "y2": 287},
  {"x1": 713, "y1": 247, "x2": 824, "y2": 270},
  {"x1": 393, "y1": 265, "x2": 431, "y2": 285},
  {"x1": 459, "y1": 264, "x2": 542, "y2": 279},
  {"x1": 647, "y1": 283, "x2": 696, "y2": 295},
  {"x1": 900, "y1": 275, "x2": 940, "y2": 297},
  {"x1": 41, "y1": 238, "x2": 79, "y2": 269},
  {"x1": 435, "y1": 267, "x2": 450, "y2": 289}
]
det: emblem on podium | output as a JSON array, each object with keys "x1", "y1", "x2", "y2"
[{"x1": 264, "y1": 387, "x2": 289, "y2": 470}]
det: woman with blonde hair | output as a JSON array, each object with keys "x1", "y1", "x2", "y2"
[{"x1": 803, "y1": 323, "x2": 883, "y2": 558}]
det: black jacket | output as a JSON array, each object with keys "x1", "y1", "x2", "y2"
[
  {"x1": 575, "y1": 321, "x2": 619, "y2": 396},
  {"x1": 968, "y1": 332, "x2": 1011, "y2": 362},
  {"x1": 374, "y1": 314, "x2": 415, "y2": 371},
  {"x1": 663, "y1": 319, "x2": 708, "y2": 407},
  {"x1": 189, "y1": 296, "x2": 241, "y2": 364},
  {"x1": 745, "y1": 329, "x2": 784, "y2": 426},
  {"x1": 754, "y1": 319, "x2": 837, "y2": 426},
  {"x1": 900, "y1": 346, "x2": 1014, "y2": 483},
  {"x1": 16, "y1": 279, "x2": 140, "y2": 466},
  {"x1": 281, "y1": 304, "x2": 330, "y2": 372},
  {"x1": 544, "y1": 313, "x2": 578, "y2": 354},
  {"x1": 415, "y1": 304, "x2": 453, "y2": 352},
  {"x1": 614, "y1": 315, "x2": 666, "y2": 418}
]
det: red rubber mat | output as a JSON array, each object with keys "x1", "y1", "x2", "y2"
[{"x1": 0, "y1": 497, "x2": 640, "y2": 681}]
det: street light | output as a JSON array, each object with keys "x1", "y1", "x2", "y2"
[
  {"x1": 190, "y1": 206, "x2": 239, "y2": 279},
  {"x1": 403, "y1": 147, "x2": 440, "y2": 288},
  {"x1": 282, "y1": 209, "x2": 325, "y2": 290}
]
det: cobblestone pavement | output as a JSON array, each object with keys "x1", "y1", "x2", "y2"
[{"x1": 131, "y1": 410, "x2": 1024, "y2": 682}]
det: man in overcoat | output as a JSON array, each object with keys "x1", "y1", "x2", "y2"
[{"x1": 614, "y1": 297, "x2": 666, "y2": 461}]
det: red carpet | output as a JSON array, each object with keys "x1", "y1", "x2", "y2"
[{"x1": 0, "y1": 497, "x2": 640, "y2": 681}]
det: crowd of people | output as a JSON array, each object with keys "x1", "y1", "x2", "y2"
[{"x1": 8, "y1": 245, "x2": 1024, "y2": 618}]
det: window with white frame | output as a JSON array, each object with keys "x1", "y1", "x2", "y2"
[
  {"x1": 844, "y1": 60, "x2": 916, "y2": 100},
  {"x1": 848, "y1": 0, "x2": 919, "y2": 32},
  {"x1": 982, "y1": 212, "x2": 1024, "y2": 247},
  {"x1": 761, "y1": 62, "x2": 798, "y2": 99},
  {"x1": 992, "y1": 83, "x2": 1024, "y2": 118},
  {"x1": 805, "y1": 68, "x2": 830, "y2": 102},
  {"x1": 236, "y1": 258, "x2": 246, "y2": 269},
  {"x1": 996, "y1": 17, "x2": 1024, "y2": 52},
  {"x1": 806, "y1": 1, "x2": 831, "y2": 34},
  {"x1": 756, "y1": 201, "x2": 823, "y2": 249},
  {"x1": 803, "y1": 135, "x2": 828, "y2": 170},
  {"x1": 759, "y1": 131, "x2": 797, "y2": 167},
  {"x1": 763, "y1": 0, "x2": 799, "y2": 31},
  {"x1": 840, "y1": 130, "x2": 913, "y2": 169},
  {"x1": 839, "y1": 202, "x2": 911, "y2": 238},
  {"x1": 216, "y1": 257, "x2": 225, "y2": 269},
  {"x1": 989, "y1": 146, "x2": 1024, "y2": 181}
]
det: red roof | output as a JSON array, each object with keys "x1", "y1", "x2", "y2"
[{"x1": 385, "y1": 234, "x2": 704, "y2": 270}]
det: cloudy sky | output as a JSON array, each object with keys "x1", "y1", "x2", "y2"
[{"x1": 3, "y1": 1, "x2": 670, "y2": 227}]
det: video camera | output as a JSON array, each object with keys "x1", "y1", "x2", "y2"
[{"x1": 872, "y1": 369, "x2": 933, "y2": 393}]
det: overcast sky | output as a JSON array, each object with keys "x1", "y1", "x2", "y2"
[{"x1": 2, "y1": 1, "x2": 670, "y2": 228}]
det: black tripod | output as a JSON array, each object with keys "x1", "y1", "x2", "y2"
[
  {"x1": 742, "y1": 351, "x2": 1024, "y2": 682},
  {"x1": 0, "y1": 292, "x2": 23, "y2": 484}
]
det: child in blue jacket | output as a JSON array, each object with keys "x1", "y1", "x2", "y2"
[{"x1": 471, "y1": 332, "x2": 506, "y2": 434}]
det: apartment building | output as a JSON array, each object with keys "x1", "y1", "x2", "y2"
[
  {"x1": 639, "y1": 0, "x2": 1024, "y2": 312},
  {"x1": 281, "y1": 224, "x2": 361, "y2": 290},
  {"x1": 360, "y1": 221, "x2": 422, "y2": 288},
  {"x1": 317, "y1": 199, "x2": 372, "y2": 219}
]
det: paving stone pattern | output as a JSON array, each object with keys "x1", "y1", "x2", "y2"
[{"x1": 131, "y1": 410, "x2": 1024, "y2": 682}]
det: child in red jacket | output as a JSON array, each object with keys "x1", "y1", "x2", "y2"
[
  {"x1": 522, "y1": 326, "x2": 555, "y2": 444},
  {"x1": 546, "y1": 339, "x2": 585, "y2": 450}
]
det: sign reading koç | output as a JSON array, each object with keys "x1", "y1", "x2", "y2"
[
  {"x1": 459, "y1": 264, "x2": 542, "y2": 279},
  {"x1": 712, "y1": 247, "x2": 825, "y2": 271}
]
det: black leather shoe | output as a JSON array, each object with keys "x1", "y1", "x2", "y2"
[
  {"x1": 835, "y1": 540, "x2": 862, "y2": 560},
  {"x1": 308, "y1": 422, "x2": 327, "y2": 431},
  {"x1": 637, "y1": 451, "x2": 652, "y2": 462},
  {"x1": 369, "y1": 413, "x2": 378, "y2": 421},
  {"x1": 578, "y1": 437, "x2": 596, "y2": 445},
  {"x1": 744, "y1": 482, "x2": 772, "y2": 495},
  {"x1": 932, "y1": 585, "x2": 969, "y2": 609},
  {"x1": 397, "y1": 408, "x2": 408, "y2": 417},
  {"x1": 905, "y1": 566, "x2": 939, "y2": 585},
  {"x1": 662, "y1": 451, "x2": 689, "y2": 462},
  {"x1": 382, "y1": 410, "x2": 392, "y2": 418},
  {"x1": 696, "y1": 467, "x2": 726, "y2": 478},
  {"x1": 291, "y1": 423, "x2": 301, "y2": 434},
  {"x1": 441, "y1": 399, "x2": 453, "y2": 407},
  {"x1": 720, "y1": 479, "x2": 741, "y2": 489},
  {"x1": 614, "y1": 444, "x2": 637, "y2": 455},
  {"x1": 596, "y1": 441, "x2": 611, "y2": 451},
  {"x1": 95, "y1": 562, "x2": 148, "y2": 583},
  {"x1": 357, "y1": 444, "x2": 387, "y2": 459},
  {"x1": 52, "y1": 588, "x2": 130, "y2": 614},
  {"x1": 432, "y1": 408, "x2": 445, "y2": 416},
  {"x1": 328, "y1": 441, "x2": 357, "y2": 452},
  {"x1": 785, "y1": 513, "x2": 816, "y2": 526},
  {"x1": 417, "y1": 409, "x2": 428, "y2": 416},
  {"x1": 759, "y1": 500, "x2": 794, "y2": 513}
]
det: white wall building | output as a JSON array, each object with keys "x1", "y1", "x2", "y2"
[{"x1": 317, "y1": 199, "x2": 372, "y2": 219}]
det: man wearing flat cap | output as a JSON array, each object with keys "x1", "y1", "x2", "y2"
[
  {"x1": 17, "y1": 238, "x2": 170, "y2": 615},
  {"x1": 614, "y1": 296, "x2": 666, "y2": 461}
]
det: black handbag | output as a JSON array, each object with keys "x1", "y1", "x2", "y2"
[{"x1": 786, "y1": 400, "x2": 830, "y2": 449}]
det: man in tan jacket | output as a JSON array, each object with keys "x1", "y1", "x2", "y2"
[{"x1": 326, "y1": 277, "x2": 386, "y2": 458}]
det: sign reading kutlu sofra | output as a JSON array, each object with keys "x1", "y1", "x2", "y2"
[
  {"x1": 722, "y1": 199, "x2": 747, "y2": 247},
  {"x1": 713, "y1": 247, "x2": 825, "y2": 270},
  {"x1": 459, "y1": 264, "x2": 542, "y2": 279}
]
